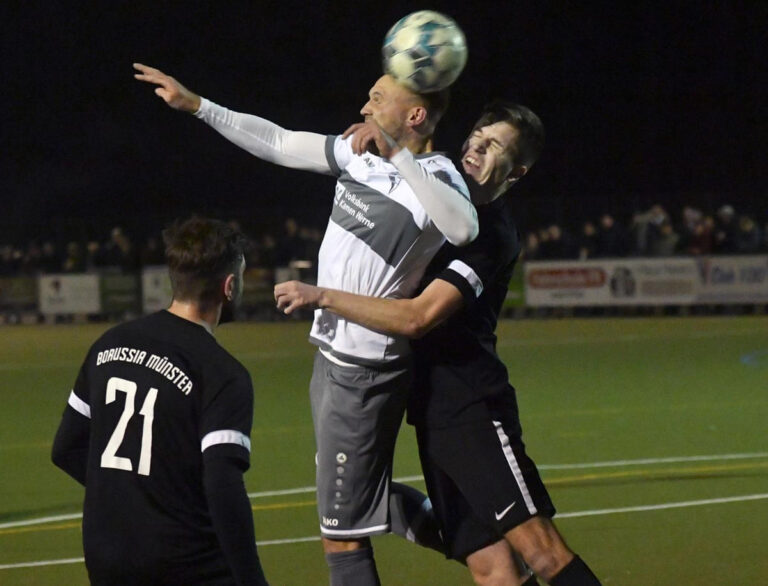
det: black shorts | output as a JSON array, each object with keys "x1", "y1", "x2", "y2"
[{"x1": 415, "y1": 402, "x2": 555, "y2": 560}]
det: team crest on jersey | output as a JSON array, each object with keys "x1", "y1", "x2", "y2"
[{"x1": 387, "y1": 173, "x2": 402, "y2": 194}]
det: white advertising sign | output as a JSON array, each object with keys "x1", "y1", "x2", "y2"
[
  {"x1": 695, "y1": 255, "x2": 768, "y2": 302},
  {"x1": 525, "y1": 258, "x2": 698, "y2": 306},
  {"x1": 39, "y1": 274, "x2": 101, "y2": 314}
]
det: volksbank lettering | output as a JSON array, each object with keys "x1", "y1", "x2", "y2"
[
  {"x1": 332, "y1": 177, "x2": 422, "y2": 267},
  {"x1": 335, "y1": 185, "x2": 375, "y2": 229}
]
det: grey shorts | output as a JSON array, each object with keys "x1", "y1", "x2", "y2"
[{"x1": 309, "y1": 351, "x2": 411, "y2": 539}]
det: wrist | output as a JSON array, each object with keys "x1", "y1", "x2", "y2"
[
  {"x1": 317, "y1": 288, "x2": 330, "y2": 310},
  {"x1": 191, "y1": 95, "x2": 205, "y2": 116},
  {"x1": 190, "y1": 96, "x2": 201, "y2": 113}
]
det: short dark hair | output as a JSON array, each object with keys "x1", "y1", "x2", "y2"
[
  {"x1": 162, "y1": 217, "x2": 248, "y2": 306},
  {"x1": 472, "y1": 100, "x2": 545, "y2": 168}
]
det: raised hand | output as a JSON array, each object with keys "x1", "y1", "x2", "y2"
[
  {"x1": 342, "y1": 121, "x2": 401, "y2": 159},
  {"x1": 274, "y1": 280, "x2": 322, "y2": 315},
  {"x1": 133, "y1": 63, "x2": 201, "y2": 113}
]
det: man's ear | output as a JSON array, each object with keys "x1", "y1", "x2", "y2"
[
  {"x1": 222, "y1": 273, "x2": 235, "y2": 301},
  {"x1": 507, "y1": 165, "x2": 528, "y2": 184},
  {"x1": 407, "y1": 105, "x2": 428, "y2": 128}
]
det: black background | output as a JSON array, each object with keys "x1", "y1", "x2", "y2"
[{"x1": 3, "y1": 1, "x2": 766, "y2": 243}]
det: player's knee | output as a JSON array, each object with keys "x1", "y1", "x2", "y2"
[
  {"x1": 505, "y1": 517, "x2": 573, "y2": 579},
  {"x1": 466, "y1": 542, "x2": 519, "y2": 586},
  {"x1": 468, "y1": 562, "x2": 511, "y2": 586},
  {"x1": 524, "y1": 549, "x2": 572, "y2": 581}
]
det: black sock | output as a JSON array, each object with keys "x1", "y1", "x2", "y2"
[
  {"x1": 325, "y1": 547, "x2": 381, "y2": 586},
  {"x1": 389, "y1": 481, "x2": 446, "y2": 554},
  {"x1": 550, "y1": 555, "x2": 601, "y2": 586}
]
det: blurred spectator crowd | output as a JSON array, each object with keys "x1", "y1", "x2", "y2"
[
  {"x1": 1, "y1": 205, "x2": 767, "y2": 277},
  {"x1": 0, "y1": 218, "x2": 323, "y2": 277},
  {"x1": 523, "y1": 204, "x2": 768, "y2": 261}
]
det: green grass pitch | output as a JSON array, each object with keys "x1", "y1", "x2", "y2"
[{"x1": 1, "y1": 316, "x2": 767, "y2": 584}]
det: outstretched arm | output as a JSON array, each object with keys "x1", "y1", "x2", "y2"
[
  {"x1": 274, "y1": 278, "x2": 463, "y2": 338},
  {"x1": 133, "y1": 63, "x2": 330, "y2": 174}
]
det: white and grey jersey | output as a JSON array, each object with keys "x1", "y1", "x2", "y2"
[
  {"x1": 312, "y1": 136, "x2": 468, "y2": 366},
  {"x1": 193, "y1": 97, "x2": 473, "y2": 366}
]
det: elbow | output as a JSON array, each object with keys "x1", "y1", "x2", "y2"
[
  {"x1": 51, "y1": 436, "x2": 67, "y2": 470},
  {"x1": 445, "y1": 219, "x2": 479, "y2": 247},
  {"x1": 402, "y1": 316, "x2": 433, "y2": 339},
  {"x1": 51, "y1": 446, "x2": 63, "y2": 469},
  {"x1": 51, "y1": 443, "x2": 73, "y2": 474}
]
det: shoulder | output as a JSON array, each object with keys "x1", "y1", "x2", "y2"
[
  {"x1": 201, "y1": 340, "x2": 252, "y2": 387},
  {"x1": 90, "y1": 314, "x2": 151, "y2": 348},
  {"x1": 477, "y1": 198, "x2": 518, "y2": 248},
  {"x1": 417, "y1": 152, "x2": 469, "y2": 194}
]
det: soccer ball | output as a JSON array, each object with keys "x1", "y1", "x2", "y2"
[{"x1": 382, "y1": 10, "x2": 468, "y2": 93}]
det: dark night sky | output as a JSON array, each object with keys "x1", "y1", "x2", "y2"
[{"x1": 2, "y1": 1, "x2": 766, "y2": 243}]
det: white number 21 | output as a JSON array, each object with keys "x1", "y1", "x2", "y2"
[{"x1": 100, "y1": 377, "x2": 158, "y2": 476}]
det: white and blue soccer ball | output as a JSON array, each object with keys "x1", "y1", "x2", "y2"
[{"x1": 382, "y1": 10, "x2": 468, "y2": 93}]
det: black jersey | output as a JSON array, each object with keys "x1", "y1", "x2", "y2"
[
  {"x1": 409, "y1": 196, "x2": 521, "y2": 428},
  {"x1": 66, "y1": 310, "x2": 254, "y2": 584}
]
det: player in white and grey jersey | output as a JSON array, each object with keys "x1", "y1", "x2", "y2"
[{"x1": 135, "y1": 64, "x2": 478, "y2": 586}]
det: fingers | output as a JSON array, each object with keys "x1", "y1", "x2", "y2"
[
  {"x1": 342, "y1": 121, "x2": 381, "y2": 155},
  {"x1": 133, "y1": 62, "x2": 161, "y2": 81},
  {"x1": 274, "y1": 282, "x2": 298, "y2": 314},
  {"x1": 133, "y1": 63, "x2": 173, "y2": 89},
  {"x1": 274, "y1": 291, "x2": 292, "y2": 314},
  {"x1": 133, "y1": 62, "x2": 156, "y2": 74},
  {"x1": 351, "y1": 125, "x2": 378, "y2": 155},
  {"x1": 342, "y1": 123, "x2": 366, "y2": 139}
]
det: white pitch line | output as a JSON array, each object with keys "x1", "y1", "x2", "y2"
[
  {"x1": 0, "y1": 452, "x2": 768, "y2": 529},
  {"x1": 0, "y1": 513, "x2": 83, "y2": 531},
  {"x1": 3, "y1": 452, "x2": 765, "y2": 531},
  {"x1": 243, "y1": 452, "x2": 768, "y2": 499},
  {"x1": 556, "y1": 493, "x2": 768, "y2": 519},
  {"x1": 0, "y1": 557, "x2": 84, "y2": 570},
  {"x1": 3, "y1": 492, "x2": 767, "y2": 571},
  {"x1": 537, "y1": 452, "x2": 768, "y2": 471}
]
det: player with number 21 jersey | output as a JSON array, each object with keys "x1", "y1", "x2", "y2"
[{"x1": 55, "y1": 309, "x2": 256, "y2": 584}]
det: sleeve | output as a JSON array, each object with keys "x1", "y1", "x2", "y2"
[
  {"x1": 390, "y1": 148, "x2": 478, "y2": 246},
  {"x1": 199, "y1": 366, "x2": 254, "y2": 470},
  {"x1": 51, "y1": 366, "x2": 92, "y2": 486},
  {"x1": 204, "y1": 456, "x2": 269, "y2": 586},
  {"x1": 325, "y1": 134, "x2": 354, "y2": 177},
  {"x1": 434, "y1": 237, "x2": 500, "y2": 307},
  {"x1": 194, "y1": 97, "x2": 332, "y2": 175}
]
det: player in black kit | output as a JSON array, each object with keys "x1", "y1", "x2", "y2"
[
  {"x1": 52, "y1": 217, "x2": 269, "y2": 586},
  {"x1": 275, "y1": 103, "x2": 601, "y2": 585}
]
